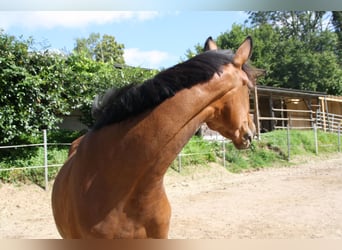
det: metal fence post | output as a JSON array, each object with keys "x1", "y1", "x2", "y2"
[
  {"x1": 314, "y1": 123, "x2": 318, "y2": 155},
  {"x1": 43, "y1": 129, "x2": 48, "y2": 191},
  {"x1": 178, "y1": 153, "x2": 182, "y2": 173},
  {"x1": 338, "y1": 124, "x2": 341, "y2": 153},
  {"x1": 222, "y1": 139, "x2": 226, "y2": 168},
  {"x1": 287, "y1": 118, "x2": 290, "y2": 161}
]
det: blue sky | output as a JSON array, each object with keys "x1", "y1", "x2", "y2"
[{"x1": 0, "y1": 11, "x2": 248, "y2": 69}]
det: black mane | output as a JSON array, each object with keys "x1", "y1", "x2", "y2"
[{"x1": 92, "y1": 50, "x2": 236, "y2": 130}]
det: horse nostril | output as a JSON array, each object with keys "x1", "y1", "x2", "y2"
[{"x1": 243, "y1": 132, "x2": 252, "y2": 142}]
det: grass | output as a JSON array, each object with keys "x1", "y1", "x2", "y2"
[
  {"x1": 0, "y1": 130, "x2": 82, "y2": 187},
  {"x1": 173, "y1": 129, "x2": 340, "y2": 174},
  {"x1": 0, "y1": 146, "x2": 69, "y2": 187},
  {"x1": 0, "y1": 129, "x2": 341, "y2": 185}
]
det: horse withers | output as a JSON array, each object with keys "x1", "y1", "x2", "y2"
[{"x1": 52, "y1": 36, "x2": 263, "y2": 238}]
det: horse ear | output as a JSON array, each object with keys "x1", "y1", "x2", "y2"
[
  {"x1": 204, "y1": 36, "x2": 218, "y2": 51},
  {"x1": 233, "y1": 36, "x2": 253, "y2": 68}
]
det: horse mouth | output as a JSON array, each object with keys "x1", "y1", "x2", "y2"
[
  {"x1": 233, "y1": 131, "x2": 254, "y2": 150},
  {"x1": 234, "y1": 138, "x2": 252, "y2": 150}
]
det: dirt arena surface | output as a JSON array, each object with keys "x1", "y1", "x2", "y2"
[{"x1": 1, "y1": 153, "x2": 342, "y2": 239}]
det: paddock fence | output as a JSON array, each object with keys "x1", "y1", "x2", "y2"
[
  {"x1": 0, "y1": 130, "x2": 71, "y2": 191},
  {"x1": 316, "y1": 111, "x2": 342, "y2": 133},
  {"x1": 259, "y1": 108, "x2": 342, "y2": 132},
  {"x1": 258, "y1": 108, "x2": 341, "y2": 160},
  {"x1": 1, "y1": 111, "x2": 341, "y2": 191}
]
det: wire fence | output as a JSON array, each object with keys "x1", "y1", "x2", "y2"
[
  {"x1": 0, "y1": 130, "x2": 71, "y2": 191},
  {"x1": 1, "y1": 120, "x2": 341, "y2": 191},
  {"x1": 175, "y1": 136, "x2": 228, "y2": 173},
  {"x1": 175, "y1": 123, "x2": 341, "y2": 172}
]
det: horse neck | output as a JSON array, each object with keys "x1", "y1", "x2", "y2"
[
  {"x1": 93, "y1": 71, "x2": 236, "y2": 185},
  {"x1": 132, "y1": 71, "x2": 236, "y2": 177}
]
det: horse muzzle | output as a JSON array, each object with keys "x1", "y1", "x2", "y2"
[{"x1": 233, "y1": 126, "x2": 255, "y2": 150}]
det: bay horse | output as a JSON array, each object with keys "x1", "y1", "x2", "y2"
[{"x1": 52, "y1": 36, "x2": 262, "y2": 239}]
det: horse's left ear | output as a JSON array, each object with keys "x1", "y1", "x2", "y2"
[
  {"x1": 233, "y1": 36, "x2": 253, "y2": 68},
  {"x1": 204, "y1": 36, "x2": 218, "y2": 51}
]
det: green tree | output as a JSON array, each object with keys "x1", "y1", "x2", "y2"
[
  {"x1": 0, "y1": 31, "x2": 71, "y2": 144},
  {"x1": 332, "y1": 11, "x2": 342, "y2": 64},
  {"x1": 216, "y1": 24, "x2": 252, "y2": 51},
  {"x1": 247, "y1": 11, "x2": 328, "y2": 37},
  {"x1": 54, "y1": 50, "x2": 157, "y2": 128},
  {"x1": 215, "y1": 12, "x2": 342, "y2": 95},
  {"x1": 74, "y1": 33, "x2": 125, "y2": 64},
  {"x1": 269, "y1": 37, "x2": 342, "y2": 93},
  {"x1": 0, "y1": 29, "x2": 158, "y2": 144}
]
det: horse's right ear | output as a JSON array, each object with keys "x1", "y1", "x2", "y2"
[
  {"x1": 233, "y1": 36, "x2": 253, "y2": 68},
  {"x1": 204, "y1": 36, "x2": 218, "y2": 51}
]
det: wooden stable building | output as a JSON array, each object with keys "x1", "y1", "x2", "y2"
[{"x1": 251, "y1": 85, "x2": 342, "y2": 138}]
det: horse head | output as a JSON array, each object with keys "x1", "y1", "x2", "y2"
[{"x1": 204, "y1": 36, "x2": 262, "y2": 149}]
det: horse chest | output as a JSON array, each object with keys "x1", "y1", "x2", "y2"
[{"x1": 90, "y1": 210, "x2": 147, "y2": 238}]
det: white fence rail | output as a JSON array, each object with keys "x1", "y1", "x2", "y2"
[
  {"x1": 259, "y1": 108, "x2": 342, "y2": 132},
  {"x1": 316, "y1": 111, "x2": 342, "y2": 133}
]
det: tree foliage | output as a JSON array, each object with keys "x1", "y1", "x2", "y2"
[
  {"x1": 332, "y1": 11, "x2": 342, "y2": 64},
  {"x1": 0, "y1": 32, "x2": 68, "y2": 143},
  {"x1": 64, "y1": 53, "x2": 157, "y2": 127},
  {"x1": 203, "y1": 11, "x2": 342, "y2": 95},
  {"x1": 74, "y1": 32, "x2": 125, "y2": 64},
  {"x1": 0, "y1": 30, "x2": 155, "y2": 144},
  {"x1": 185, "y1": 12, "x2": 342, "y2": 94}
]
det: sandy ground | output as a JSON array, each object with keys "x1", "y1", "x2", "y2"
[{"x1": 1, "y1": 153, "x2": 342, "y2": 239}]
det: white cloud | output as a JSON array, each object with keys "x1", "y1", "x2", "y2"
[
  {"x1": 0, "y1": 11, "x2": 160, "y2": 30},
  {"x1": 124, "y1": 48, "x2": 175, "y2": 69}
]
